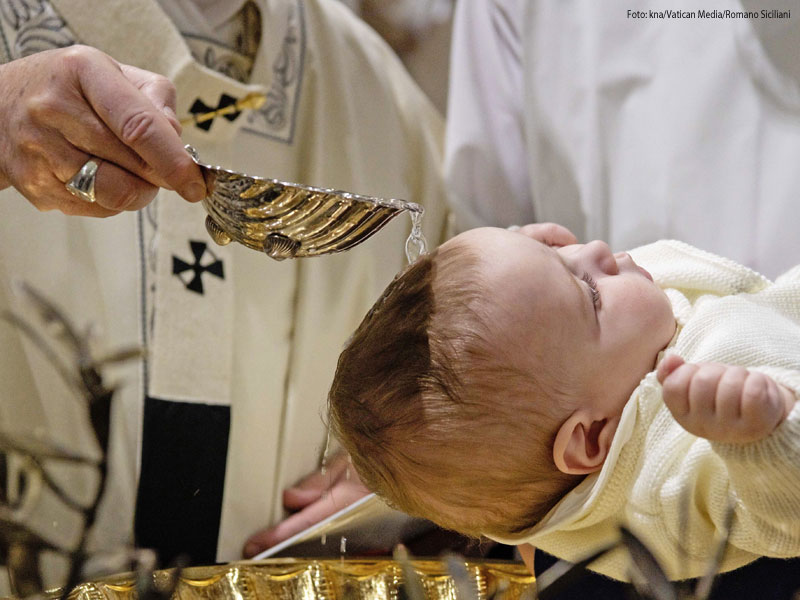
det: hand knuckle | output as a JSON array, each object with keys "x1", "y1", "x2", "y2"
[
  {"x1": 724, "y1": 366, "x2": 748, "y2": 383},
  {"x1": 20, "y1": 173, "x2": 51, "y2": 203},
  {"x1": 106, "y1": 181, "x2": 140, "y2": 210},
  {"x1": 119, "y1": 110, "x2": 159, "y2": 146},
  {"x1": 152, "y1": 74, "x2": 176, "y2": 95},
  {"x1": 693, "y1": 369, "x2": 719, "y2": 388},
  {"x1": 743, "y1": 373, "x2": 767, "y2": 402},
  {"x1": 16, "y1": 125, "x2": 48, "y2": 155},
  {"x1": 61, "y1": 44, "x2": 104, "y2": 69},
  {"x1": 26, "y1": 91, "x2": 62, "y2": 124},
  {"x1": 82, "y1": 119, "x2": 112, "y2": 143},
  {"x1": 138, "y1": 159, "x2": 157, "y2": 180}
]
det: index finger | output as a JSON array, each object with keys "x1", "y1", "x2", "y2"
[
  {"x1": 245, "y1": 486, "x2": 368, "y2": 555},
  {"x1": 289, "y1": 452, "x2": 351, "y2": 492},
  {"x1": 75, "y1": 52, "x2": 206, "y2": 202},
  {"x1": 656, "y1": 354, "x2": 685, "y2": 384},
  {"x1": 661, "y1": 362, "x2": 699, "y2": 418}
]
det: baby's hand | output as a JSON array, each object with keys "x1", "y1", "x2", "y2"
[
  {"x1": 657, "y1": 355, "x2": 796, "y2": 443},
  {"x1": 515, "y1": 223, "x2": 578, "y2": 247}
]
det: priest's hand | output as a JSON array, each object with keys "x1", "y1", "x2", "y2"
[
  {"x1": 242, "y1": 451, "x2": 370, "y2": 558},
  {"x1": 0, "y1": 45, "x2": 206, "y2": 217},
  {"x1": 657, "y1": 354, "x2": 796, "y2": 443}
]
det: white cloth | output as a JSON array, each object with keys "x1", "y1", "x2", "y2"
[
  {"x1": 158, "y1": 0, "x2": 249, "y2": 34},
  {"x1": 0, "y1": 0, "x2": 447, "y2": 571},
  {"x1": 445, "y1": 0, "x2": 800, "y2": 279},
  {"x1": 491, "y1": 240, "x2": 800, "y2": 581}
]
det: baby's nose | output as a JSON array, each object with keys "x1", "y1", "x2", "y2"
[{"x1": 585, "y1": 240, "x2": 619, "y2": 275}]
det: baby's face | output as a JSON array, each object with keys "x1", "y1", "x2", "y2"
[{"x1": 443, "y1": 228, "x2": 676, "y2": 410}]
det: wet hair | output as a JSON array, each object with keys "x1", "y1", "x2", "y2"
[{"x1": 328, "y1": 241, "x2": 582, "y2": 538}]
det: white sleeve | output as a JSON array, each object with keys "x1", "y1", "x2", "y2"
[
  {"x1": 444, "y1": 0, "x2": 534, "y2": 232},
  {"x1": 710, "y1": 399, "x2": 800, "y2": 558}
]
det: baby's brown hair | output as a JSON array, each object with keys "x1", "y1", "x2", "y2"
[{"x1": 328, "y1": 240, "x2": 582, "y2": 538}]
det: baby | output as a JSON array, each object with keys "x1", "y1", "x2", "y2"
[{"x1": 328, "y1": 223, "x2": 800, "y2": 581}]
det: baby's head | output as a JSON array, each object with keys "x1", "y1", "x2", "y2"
[{"x1": 329, "y1": 226, "x2": 676, "y2": 538}]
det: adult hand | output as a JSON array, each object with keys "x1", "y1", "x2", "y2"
[
  {"x1": 657, "y1": 354, "x2": 796, "y2": 443},
  {"x1": 0, "y1": 45, "x2": 206, "y2": 217},
  {"x1": 242, "y1": 451, "x2": 370, "y2": 558},
  {"x1": 515, "y1": 222, "x2": 578, "y2": 247}
]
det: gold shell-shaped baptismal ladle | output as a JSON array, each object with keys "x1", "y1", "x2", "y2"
[{"x1": 187, "y1": 146, "x2": 423, "y2": 261}]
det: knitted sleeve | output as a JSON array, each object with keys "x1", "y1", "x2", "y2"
[{"x1": 710, "y1": 399, "x2": 800, "y2": 557}]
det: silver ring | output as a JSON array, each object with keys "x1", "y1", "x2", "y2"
[{"x1": 65, "y1": 158, "x2": 101, "y2": 203}]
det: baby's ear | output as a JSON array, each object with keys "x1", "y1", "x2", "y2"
[{"x1": 552, "y1": 410, "x2": 619, "y2": 475}]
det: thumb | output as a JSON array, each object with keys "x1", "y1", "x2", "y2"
[{"x1": 657, "y1": 353, "x2": 684, "y2": 384}]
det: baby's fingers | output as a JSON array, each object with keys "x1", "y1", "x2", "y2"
[
  {"x1": 660, "y1": 360, "x2": 698, "y2": 418},
  {"x1": 737, "y1": 372, "x2": 784, "y2": 441},
  {"x1": 516, "y1": 223, "x2": 578, "y2": 247},
  {"x1": 657, "y1": 354, "x2": 684, "y2": 384},
  {"x1": 686, "y1": 363, "x2": 728, "y2": 420},
  {"x1": 714, "y1": 366, "x2": 749, "y2": 423},
  {"x1": 662, "y1": 362, "x2": 727, "y2": 438}
]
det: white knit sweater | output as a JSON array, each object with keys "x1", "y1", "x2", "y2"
[{"x1": 492, "y1": 240, "x2": 800, "y2": 581}]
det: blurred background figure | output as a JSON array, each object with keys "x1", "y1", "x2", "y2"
[
  {"x1": 445, "y1": 0, "x2": 800, "y2": 279},
  {"x1": 343, "y1": 0, "x2": 453, "y2": 115}
]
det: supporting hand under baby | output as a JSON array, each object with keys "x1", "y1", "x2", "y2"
[{"x1": 657, "y1": 355, "x2": 797, "y2": 443}]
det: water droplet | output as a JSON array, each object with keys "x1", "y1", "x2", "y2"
[
  {"x1": 405, "y1": 209, "x2": 428, "y2": 263},
  {"x1": 321, "y1": 534, "x2": 327, "y2": 545},
  {"x1": 340, "y1": 537, "x2": 347, "y2": 553},
  {"x1": 320, "y1": 423, "x2": 332, "y2": 476}
]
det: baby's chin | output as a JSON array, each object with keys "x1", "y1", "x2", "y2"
[
  {"x1": 657, "y1": 288, "x2": 678, "y2": 337},
  {"x1": 648, "y1": 297, "x2": 678, "y2": 366}
]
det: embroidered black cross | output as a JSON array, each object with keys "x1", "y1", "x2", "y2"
[
  {"x1": 172, "y1": 241, "x2": 224, "y2": 295},
  {"x1": 189, "y1": 93, "x2": 242, "y2": 131}
]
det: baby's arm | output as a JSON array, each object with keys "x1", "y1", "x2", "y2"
[{"x1": 657, "y1": 355, "x2": 796, "y2": 443}]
